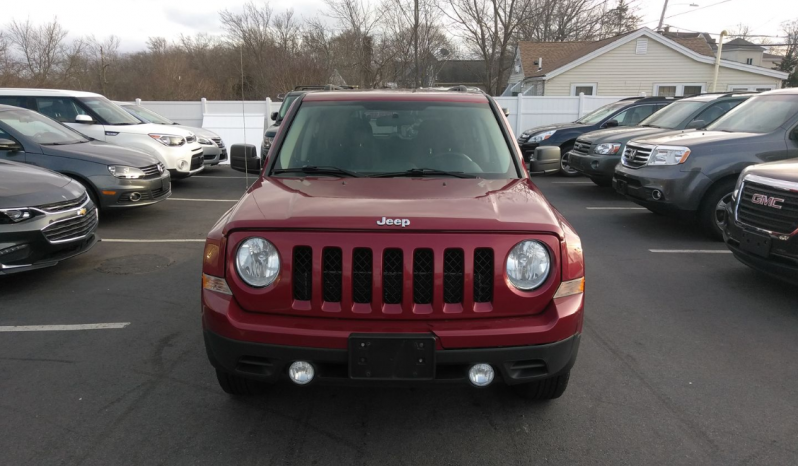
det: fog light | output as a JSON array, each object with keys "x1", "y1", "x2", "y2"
[
  {"x1": 130, "y1": 192, "x2": 142, "y2": 202},
  {"x1": 468, "y1": 364, "x2": 495, "y2": 387},
  {"x1": 651, "y1": 189, "x2": 663, "y2": 201},
  {"x1": 288, "y1": 361, "x2": 315, "y2": 385},
  {"x1": 179, "y1": 160, "x2": 188, "y2": 170}
]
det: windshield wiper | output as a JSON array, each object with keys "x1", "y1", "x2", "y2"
[
  {"x1": 272, "y1": 165, "x2": 362, "y2": 177},
  {"x1": 41, "y1": 141, "x2": 82, "y2": 145},
  {"x1": 369, "y1": 168, "x2": 476, "y2": 179},
  {"x1": 642, "y1": 124, "x2": 661, "y2": 128}
]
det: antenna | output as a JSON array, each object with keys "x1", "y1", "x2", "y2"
[
  {"x1": 240, "y1": 44, "x2": 249, "y2": 190},
  {"x1": 538, "y1": 57, "x2": 543, "y2": 72}
]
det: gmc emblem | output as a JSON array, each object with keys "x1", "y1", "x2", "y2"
[{"x1": 751, "y1": 193, "x2": 785, "y2": 209}]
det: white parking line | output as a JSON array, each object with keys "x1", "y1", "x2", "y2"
[
  {"x1": 0, "y1": 323, "x2": 131, "y2": 332},
  {"x1": 586, "y1": 207, "x2": 646, "y2": 210},
  {"x1": 649, "y1": 249, "x2": 732, "y2": 254},
  {"x1": 102, "y1": 239, "x2": 205, "y2": 243},
  {"x1": 168, "y1": 198, "x2": 239, "y2": 202}
]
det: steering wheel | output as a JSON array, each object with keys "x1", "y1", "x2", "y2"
[{"x1": 431, "y1": 151, "x2": 476, "y2": 164}]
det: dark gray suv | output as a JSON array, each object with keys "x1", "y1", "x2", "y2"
[{"x1": 614, "y1": 89, "x2": 798, "y2": 240}]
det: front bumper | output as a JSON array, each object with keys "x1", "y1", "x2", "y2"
[
  {"x1": 613, "y1": 165, "x2": 711, "y2": 214},
  {"x1": 569, "y1": 152, "x2": 621, "y2": 180},
  {"x1": 91, "y1": 172, "x2": 171, "y2": 209},
  {"x1": 202, "y1": 145, "x2": 227, "y2": 165},
  {"x1": 723, "y1": 203, "x2": 798, "y2": 284}
]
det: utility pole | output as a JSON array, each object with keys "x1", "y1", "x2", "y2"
[
  {"x1": 711, "y1": 30, "x2": 728, "y2": 92},
  {"x1": 414, "y1": 0, "x2": 419, "y2": 88},
  {"x1": 657, "y1": 0, "x2": 669, "y2": 32}
]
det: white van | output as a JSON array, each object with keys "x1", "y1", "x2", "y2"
[{"x1": 0, "y1": 89, "x2": 204, "y2": 178}]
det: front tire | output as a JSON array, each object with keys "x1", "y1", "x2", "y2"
[
  {"x1": 558, "y1": 143, "x2": 580, "y2": 177},
  {"x1": 512, "y1": 371, "x2": 570, "y2": 400},
  {"x1": 698, "y1": 179, "x2": 735, "y2": 241},
  {"x1": 216, "y1": 370, "x2": 269, "y2": 396}
]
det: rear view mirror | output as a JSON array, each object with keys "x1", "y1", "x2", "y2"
[
  {"x1": 270, "y1": 112, "x2": 279, "y2": 121},
  {"x1": 502, "y1": 107, "x2": 510, "y2": 117},
  {"x1": 686, "y1": 119, "x2": 706, "y2": 130},
  {"x1": 604, "y1": 119, "x2": 619, "y2": 128},
  {"x1": 75, "y1": 115, "x2": 94, "y2": 124},
  {"x1": 528, "y1": 146, "x2": 561, "y2": 175},
  {"x1": 0, "y1": 138, "x2": 21, "y2": 151}
]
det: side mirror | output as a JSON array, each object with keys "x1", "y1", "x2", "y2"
[
  {"x1": 75, "y1": 114, "x2": 94, "y2": 124},
  {"x1": 791, "y1": 127, "x2": 798, "y2": 141},
  {"x1": 230, "y1": 143, "x2": 262, "y2": 174},
  {"x1": 270, "y1": 112, "x2": 279, "y2": 122},
  {"x1": 686, "y1": 119, "x2": 706, "y2": 130},
  {"x1": 603, "y1": 119, "x2": 619, "y2": 128},
  {"x1": 502, "y1": 107, "x2": 510, "y2": 117},
  {"x1": 528, "y1": 146, "x2": 561, "y2": 175},
  {"x1": 0, "y1": 138, "x2": 21, "y2": 151}
]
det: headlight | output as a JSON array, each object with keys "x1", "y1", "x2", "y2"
[
  {"x1": 647, "y1": 146, "x2": 691, "y2": 166},
  {"x1": 506, "y1": 240, "x2": 551, "y2": 291},
  {"x1": 594, "y1": 143, "x2": 622, "y2": 155},
  {"x1": 519, "y1": 132, "x2": 531, "y2": 140},
  {"x1": 148, "y1": 134, "x2": 186, "y2": 146},
  {"x1": 197, "y1": 137, "x2": 213, "y2": 145},
  {"x1": 0, "y1": 208, "x2": 34, "y2": 224},
  {"x1": 108, "y1": 165, "x2": 146, "y2": 179},
  {"x1": 528, "y1": 130, "x2": 556, "y2": 143},
  {"x1": 263, "y1": 136, "x2": 274, "y2": 150},
  {"x1": 235, "y1": 237, "x2": 280, "y2": 288}
]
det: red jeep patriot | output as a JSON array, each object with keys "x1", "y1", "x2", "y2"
[{"x1": 201, "y1": 90, "x2": 585, "y2": 400}]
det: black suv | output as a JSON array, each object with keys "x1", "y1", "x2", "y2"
[
  {"x1": 614, "y1": 89, "x2": 798, "y2": 240},
  {"x1": 724, "y1": 159, "x2": 798, "y2": 284},
  {"x1": 570, "y1": 93, "x2": 752, "y2": 186},
  {"x1": 521, "y1": 96, "x2": 675, "y2": 176}
]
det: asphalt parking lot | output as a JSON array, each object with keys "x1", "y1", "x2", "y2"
[{"x1": 1, "y1": 168, "x2": 797, "y2": 466}]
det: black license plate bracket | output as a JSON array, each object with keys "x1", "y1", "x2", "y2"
[
  {"x1": 349, "y1": 334, "x2": 436, "y2": 380},
  {"x1": 739, "y1": 229, "x2": 772, "y2": 257}
]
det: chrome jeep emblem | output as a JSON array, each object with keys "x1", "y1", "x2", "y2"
[
  {"x1": 377, "y1": 217, "x2": 410, "y2": 228},
  {"x1": 751, "y1": 193, "x2": 784, "y2": 209}
]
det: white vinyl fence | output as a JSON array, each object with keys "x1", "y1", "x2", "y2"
[{"x1": 133, "y1": 94, "x2": 634, "y2": 157}]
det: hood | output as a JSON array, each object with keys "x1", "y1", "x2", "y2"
[
  {"x1": 745, "y1": 159, "x2": 798, "y2": 184},
  {"x1": 0, "y1": 160, "x2": 84, "y2": 208},
  {"x1": 40, "y1": 140, "x2": 160, "y2": 167},
  {"x1": 521, "y1": 122, "x2": 584, "y2": 135},
  {"x1": 223, "y1": 177, "x2": 564, "y2": 235},
  {"x1": 579, "y1": 126, "x2": 673, "y2": 144},
  {"x1": 110, "y1": 123, "x2": 196, "y2": 137},
  {"x1": 631, "y1": 130, "x2": 761, "y2": 148},
  {"x1": 179, "y1": 126, "x2": 218, "y2": 139}
]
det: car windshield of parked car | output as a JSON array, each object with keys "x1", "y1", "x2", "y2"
[
  {"x1": 278, "y1": 95, "x2": 299, "y2": 120},
  {"x1": 639, "y1": 101, "x2": 705, "y2": 128},
  {"x1": 0, "y1": 109, "x2": 89, "y2": 145},
  {"x1": 707, "y1": 95, "x2": 798, "y2": 133},
  {"x1": 575, "y1": 101, "x2": 629, "y2": 125},
  {"x1": 124, "y1": 105, "x2": 174, "y2": 125},
  {"x1": 272, "y1": 101, "x2": 519, "y2": 178},
  {"x1": 78, "y1": 97, "x2": 142, "y2": 125}
]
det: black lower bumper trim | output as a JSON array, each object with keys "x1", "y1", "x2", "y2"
[{"x1": 204, "y1": 330, "x2": 580, "y2": 386}]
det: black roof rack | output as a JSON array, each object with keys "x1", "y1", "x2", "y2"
[{"x1": 293, "y1": 84, "x2": 356, "y2": 91}]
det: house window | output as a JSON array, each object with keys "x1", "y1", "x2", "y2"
[
  {"x1": 746, "y1": 58, "x2": 753, "y2": 65},
  {"x1": 727, "y1": 85, "x2": 776, "y2": 92},
  {"x1": 570, "y1": 83, "x2": 596, "y2": 96},
  {"x1": 654, "y1": 83, "x2": 706, "y2": 97}
]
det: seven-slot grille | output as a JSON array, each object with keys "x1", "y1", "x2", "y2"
[
  {"x1": 571, "y1": 140, "x2": 592, "y2": 157},
  {"x1": 293, "y1": 247, "x2": 495, "y2": 307},
  {"x1": 737, "y1": 181, "x2": 798, "y2": 234},
  {"x1": 42, "y1": 208, "x2": 97, "y2": 243},
  {"x1": 37, "y1": 192, "x2": 88, "y2": 212},
  {"x1": 622, "y1": 144, "x2": 654, "y2": 168}
]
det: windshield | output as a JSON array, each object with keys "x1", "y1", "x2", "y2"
[
  {"x1": 278, "y1": 95, "x2": 300, "y2": 120},
  {"x1": 0, "y1": 108, "x2": 89, "y2": 145},
  {"x1": 272, "y1": 101, "x2": 519, "y2": 178},
  {"x1": 78, "y1": 97, "x2": 142, "y2": 125},
  {"x1": 640, "y1": 101, "x2": 705, "y2": 128},
  {"x1": 707, "y1": 95, "x2": 798, "y2": 133},
  {"x1": 575, "y1": 101, "x2": 629, "y2": 125},
  {"x1": 123, "y1": 105, "x2": 174, "y2": 125}
]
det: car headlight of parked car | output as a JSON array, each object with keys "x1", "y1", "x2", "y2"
[
  {"x1": 527, "y1": 130, "x2": 557, "y2": 144},
  {"x1": 108, "y1": 166, "x2": 146, "y2": 179},
  {"x1": 594, "y1": 143, "x2": 622, "y2": 155},
  {"x1": 235, "y1": 237, "x2": 281, "y2": 288},
  {"x1": 647, "y1": 146, "x2": 691, "y2": 166},
  {"x1": 0, "y1": 207, "x2": 34, "y2": 224},
  {"x1": 149, "y1": 134, "x2": 186, "y2": 147},
  {"x1": 263, "y1": 136, "x2": 274, "y2": 150},
  {"x1": 506, "y1": 240, "x2": 551, "y2": 291},
  {"x1": 197, "y1": 137, "x2": 214, "y2": 146}
]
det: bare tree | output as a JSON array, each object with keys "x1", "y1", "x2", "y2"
[
  {"x1": 8, "y1": 18, "x2": 69, "y2": 86},
  {"x1": 727, "y1": 23, "x2": 752, "y2": 40},
  {"x1": 774, "y1": 19, "x2": 797, "y2": 87}
]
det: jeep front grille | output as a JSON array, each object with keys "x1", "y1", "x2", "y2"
[
  {"x1": 352, "y1": 248, "x2": 373, "y2": 303},
  {"x1": 322, "y1": 247, "x2": 343, "y2": 302},
  {"x1": 443, "y1": 249, "x2": 464, "y2": 303},
  {"x1": 413, "y1": 249, "x2": 434, "y2": 304},
  {"x1": 622, "y1": 143, "x2": 654, "y2": 168},
  {"x1": 382, "y1": 249, "x2": 404, "y2": 304},
  {"x1": 737, "y1": 180, "x2": 798, "y2": 234},
  {"x1": 293, "y1": 246, "x2": 312, "y2": 301},
  {"x1": 473, "y1": 248, "x2": 494, "y2": 303}
]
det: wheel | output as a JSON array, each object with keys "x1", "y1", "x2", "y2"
[
  {"x1": 215, "y1": 370, "x2": 269, "y2": 396},
  {"x1": 512, "y1": 371, "x2": 571, "y2": 400},
  {"x1": 590, "y1": 177, "x2": 612, "y2": 187},
  {"x1": 558, "y1": 144, "x2": 580, "y2": 177},
  {"x1": 698, "y1": 179, "x2": 735, "y2": 241}
]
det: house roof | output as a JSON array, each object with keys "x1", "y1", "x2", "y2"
[
  {"x1": 723, "y1": 38, "x2": 765, "y2": 50},
  {"x1": 515, "y1": 27, "x2": 787, "y2": 81},
  {"x1": 763, "y1": 52, "x2": 783, "y2": 59}
]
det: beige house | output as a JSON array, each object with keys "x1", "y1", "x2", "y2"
[{"x1": 505, "y1": 28, "x2": 788, "y2": 97}]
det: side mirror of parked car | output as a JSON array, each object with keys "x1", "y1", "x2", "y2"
[
  {"x1": 791, "y1": 127, "x2": 798, "y2": 140},
  {"x1": 686, "y1": 119, "x2": 706, "y2": 130},
  {"x1": 528, "y1": 146, "x2": 561, "y2": 175},
  {"x1": 603, "y1": 120, "x2": 619, "y2": 128},
  {"x1": 270, "y1": 112, "x2": 279, "y2": 122},
  {"x1": 75, "y1": 115, "x2": 94, "y2": 124},
  {"x1": 502, "y1": 108, "x2": 510, "y2": 117},
  {"x1": 0, "y1": 138, "x2": 21, "y2": 151}
]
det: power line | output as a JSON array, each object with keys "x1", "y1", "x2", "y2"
[{"x1": 642, "y1": 0, "x2": 734, "y2": 27}]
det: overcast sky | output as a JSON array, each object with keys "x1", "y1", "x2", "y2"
[{"x1": 4, "y1": 0, "x2": 797, "y2": 53}]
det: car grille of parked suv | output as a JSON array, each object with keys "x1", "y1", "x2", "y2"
[
  {"x1": 737, "y1": 181, "x2": 798, "y2": 234},
  {"x1": 621, "y1": 143, "x2": 654, "y2": 168},
  {"x1": 571, "y1": 140, "x2": 592, "y2": 157},
  {"x1": 37, "y1": 192, "x2": 89, "y2": 212},
  {"x1": 41, "y1": 209, "x2": 97, "y2": 243}
]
